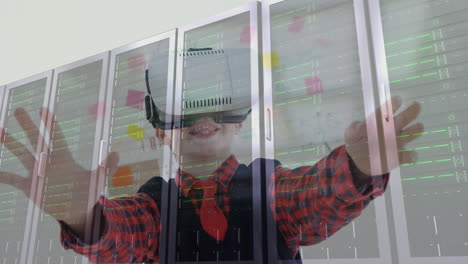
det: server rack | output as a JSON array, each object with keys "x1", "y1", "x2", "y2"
[
  {"x1": 167, "y1": 1, "x2": 263, "y2": 263},
  {"x1": 26, "y1": 53, "x2": 110, "y2": 264},
  {"x1": 0, "y1": 71, "x2": 53, "y2": 264},
  {"x1": 262, "y1": 0, "x2": 392, "y2": 263},
  {"x1": 102, "y1": 30, "x2": 178, "y2": 263},
  {"x1": 369, "y1": 0, "x2": 468, "y2": 263}
]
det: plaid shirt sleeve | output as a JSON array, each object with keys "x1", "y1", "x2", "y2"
[
  {"x1": 273, "y1": 145, "x2": 389, "y2": 255},
  {"x1": 59, "y1": 193, "x2": 160, "y2": 263}
]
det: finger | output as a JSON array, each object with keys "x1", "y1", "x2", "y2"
[
  {"x1": 0, "y1": 172, "x2": 31, "y2": 195},
  {"x1": 40, "y1": 107, "x2": 73, "y2": 160},
  {"x1": 369, "y1": 96, "x2": 402, "y2": 122},
  {"x1": 0, "y1": 128, "x2": 36, "y2": 172},
  {"x1": 399, "y1": 150, "x2": 418, "y2": 165},
  {"x1": 103, "y1": 152, "x2": 120, "y2": 177},
  {"x1": 14, "y1": 108, "x2": 40, "y2": 151},
  {"x1": 397, "y1": 123, "x2": 424, "y2": 146},
  {"x1": 394, "y1": 102, "x2": 421, "y2": 132}
]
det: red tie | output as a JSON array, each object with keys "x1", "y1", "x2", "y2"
[{"x1": 191, "y1": 180, "x2": 228, "y2": 241}]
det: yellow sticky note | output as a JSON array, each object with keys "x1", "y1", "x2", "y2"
[
  {"x1": 126, "y1": 124, "x2": 145, "y2": 141},
  {"x1": 263, "y1": 52, "x2": 280, "y2": 69}
]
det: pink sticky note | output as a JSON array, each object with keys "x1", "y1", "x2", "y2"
[
  {"x1": 305, "y1": 76, "x2": 323, "y2": 95},
  {"x1": 89, "y1": 100, "x2": 106, "y2": 119},
  {"x1": 240, "y1": 25, "x2": 256, "y2": 44},
  {"x1": 288, "y1": 16, "x2": 304, "y2": 33},
  {"x1": 127, "y1": 54, "x2": 146, "y2": 72},
  {"x1": 126, "y1": 89, "x2": 146, "y2": 110}
]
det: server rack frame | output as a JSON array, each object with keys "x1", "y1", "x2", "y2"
[
  {"x1": 367, "y1": 0, "x2": 468, "y2": 263},
  {"x1": 24, "y1": 53, "x2": 110, "y2": 264},
  {"x1": 0, "y1": 70, "x2": 54, "y2": 264},
  {"x1": 261, "y1": 0, "x2": 393, "y2": 263},
  {"x1": 167, "y1": 1, "x2": 264, "y2": 263},
  {"x1": 102, "y1": 29, "x2": 178, "y2": 263}
]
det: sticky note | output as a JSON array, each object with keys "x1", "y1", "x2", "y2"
[
  {"x1": 240, "y1": 25, "x2": 255, "y2": 44},
  {"x1": 126, "y1": 89, "x2": 146, "y2": 110},
  {"x1": 112, "y1": 166, "x2": 132, "y2": 187},
  {"x1": 127, "y1": 54, "x2": 146, "y2": 72},
  {"x1": 288, "y1": 16, "x2": 304, "y2": 33},
  {"x1": 89, "y1": 100, "x2": 106, "y2": 119},
  {"x1": 305, "y1": 76, "x2": 323, "y2": 95},
  {"x1": 263, "y1": 52, "x2": 280, "y2": 69},
  {"x1": 126, "y1": 124, "x2": 145, "y2": 141}
]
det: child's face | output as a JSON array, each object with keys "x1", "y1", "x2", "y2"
[{"x1": 156, "y1": 117, "x2": 243, "y2": 159}]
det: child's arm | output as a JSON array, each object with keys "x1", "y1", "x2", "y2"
[{"x1": 272, "y1": 145, "x2": 389, "y2": 256}]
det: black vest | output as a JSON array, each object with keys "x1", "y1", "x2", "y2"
[{"x1": 137, "y1": 159, "x2": 303, "y2": 263}]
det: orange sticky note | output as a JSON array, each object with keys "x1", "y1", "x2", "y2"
[
  {"x1": 112, "y1": 166, "x2": 132, "y2": 187},
  {"x1": 126, "y1": 124, "x2": 145, "y2": 141},
  {"x1": 263, "y1": 52, "x2": 280, "y2": 69}
]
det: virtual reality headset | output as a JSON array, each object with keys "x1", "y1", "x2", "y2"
[{"x1": 145, "y1": 47, "x2": 253, "y2": 129}]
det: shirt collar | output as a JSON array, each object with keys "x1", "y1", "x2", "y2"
[{"x1": 177, "y1": 155, "x2": 239, "y2": 197}]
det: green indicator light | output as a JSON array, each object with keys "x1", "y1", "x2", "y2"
[
  {"x1": 115, "y1": 106, "x2": 132, "y2": 111},
  {"x1": 304, "y1": 148, "x2": 316, "y2": 152},
  {"x1": 277, "y1": 152, "x2": 289, "y2": 156},
  {"x1": 416, "y1": 33, "x2": 432, "y2": 38},
  {"x1": 422, "y1": 72, "x2": 437, "y2": 77},
  {"x1": 420, "y1": 59, "x2": 435, "y2": 64},
  {"x1": 439, "y1": 174, "x2": 454, "y2": 177},
  {"x1": 401, "y1": 163, "x2": 414, "y2": 166},
  {"x1": 115, "y1": 113, "x2": 139, "y2": 120},
  {"x1": 47, "y1": 193, "x2": 69, "y2": 198},
  {"x1": 413, "y1": 132, "x2": 428, "y2": 136},
  {"x1": 419, "y1": 46, "x2": 433, "y2": 50},
  {"x1": 406, "y1": 75, "x2": 421, "y2": 80},
  {"x1": 431, "y1": 130, "x2": 447, "y2": 133},
  {"x1": 416, "y1": 161, "x2": 433, "y2": 165},
  {"x1": 390, "y1": 79, "x2": 403, "y2": 84},
  {"x1": 435, "y1": 159, "x2": 451, "y2": 162},
  {"x1": 0, "y1": 192, "x2": 16, "y2": 196},
  {"x1": 45, "y1": 203, "x2": 67, "y2": 207},
  {"x1": 399, "y1": 149, "x2": 413, "y2": 152},
  {"x1": 404, "y1": 63, "x2": 418, "y2": 67},
  {"x1": 109, "y1": 185, "x2": 135, "y2": 190},
  {"x1": 272, "y1": 6, "x2": 307, "y2": 20},
  {"x1": 48, "y1": 184, "x2": 72, "y2": 188},
  {"x1": 402, "y1": 178, "x2": 417, "y2": 181},
  {"x1": 275, "y1": 91, "x2": 287, "y2": 95},
  {"x1": 49, "y1": 213, "x2": 65, "y2": 216},
  {"x1": 389, "y1": 66, "x2": 401, "y2": 71},
  {"x1": 433, "y1": 144, "x2": 449, "y2": 148},
  {"x1": 290, "y1": 150, "x2": 302, "y2": 153},
  {"x1": 420, "y1": 176, "x2": 435, "y2": 179}
]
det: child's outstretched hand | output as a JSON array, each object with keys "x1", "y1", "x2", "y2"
[{"x1": 345, "y1": 97, "x2": 424, "y2": 177}]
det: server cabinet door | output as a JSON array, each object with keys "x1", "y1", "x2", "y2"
[
  {"x1": 102, "y1": 30, "x2": 177, "y2": 263},
  {"x1": 262, "y1": 0, "x2": 392, "y2": 263},
  {"x1": 0, "y1": 72, "x2": 53, "y2": 264},
  {"x1": 376, "y1": 0, "x2": 468, "y2": 263},
  {"x1": 167, "y1": 2, "x2": 263, "y2": 263},
  {"x1": 28, "y1": 53, "x2": 110, "y2": 264}
]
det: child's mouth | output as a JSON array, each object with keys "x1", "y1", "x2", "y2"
[{"x1": 188, "y1": 120, "x2": 220, "y2": 138}]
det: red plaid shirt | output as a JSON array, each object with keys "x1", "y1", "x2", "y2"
[{"x1": 60, "y1": 145, "x2": 388, "y2": 263}]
